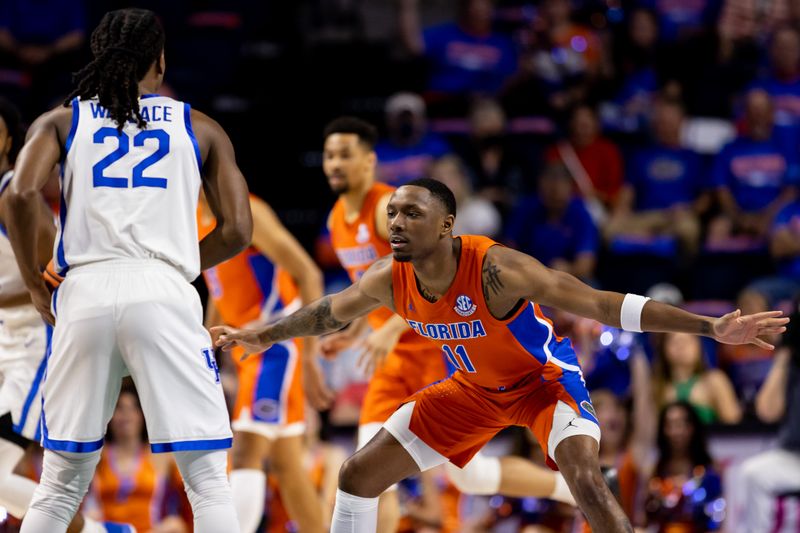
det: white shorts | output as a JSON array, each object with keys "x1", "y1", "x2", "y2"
[
  {"x1": 43, "y1": 260, "x2": 232, "y2": 453},
  {"x1": 0, "y1": 304, "x2": 49, "y2": 441}
]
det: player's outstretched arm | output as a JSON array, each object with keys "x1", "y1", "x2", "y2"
[
  {"x1": 491, "y1": 245, "x2": 789, "y2": 349},
  {"x1": 192, "y1": 110, "x2": 253, "y2": 270},
  {"x1": 212, "y1": 255, "x2": 393, "y2": 356},
  {"x1": 6, "y1": 108, "x2": 70, "y2": 324}
]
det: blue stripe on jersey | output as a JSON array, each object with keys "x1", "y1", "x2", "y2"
[
  {"x1": 51, "y1": 286, "x2": 59, "y2": 318},
  {"x1": 506, "y1": 304, "x2": 550, "y2": 365},
  {"x1": 183, "y1": 103, "x2": 202, "y2": 172},
  {"x1": 64, "y1": 98, "x2": 79, "y2": 155},
  {"x1": 55, "y1": 186, "x2": 68, "y2": 276},
  {"x1": 0, "y1": 171, "x2": 13, "y2": 196},
  {"x1": 252, "y1": 342, "x2": 291, "y2": 423},
  {"x1": 13, "y1": 325, "x2": 51, "y2": 435},
  {"x1": 150, "y1": 437, "x2": 232, "y2": 453},
  {"x1": 140, "y1": 94, "x2": 160, "y2": 99},
  {"x1": 248, "y1": 253, "x2": 277, "y2": 308}
]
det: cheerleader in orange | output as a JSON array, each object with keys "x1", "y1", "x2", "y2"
[
  {"x1": 198, "y1": 192, "x2": 331, "y2": 533},
  {"x1": 213, "y1": 179, "x2": 787, "y2": 533},
  {"x1": 87, "y1": 384, "x2": 188, "y2": 533}
]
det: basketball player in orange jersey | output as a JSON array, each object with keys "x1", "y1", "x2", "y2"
[
  {"x1": 320, "y1": 117, "x2": 595, "y2": 531},
  {"x1": 198, "y1": 191, "x2": 333, "y2": 533},
  {"x1": 213, "y1": 179, "x2": 788, "y2": 533}
]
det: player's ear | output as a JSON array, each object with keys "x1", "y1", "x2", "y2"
[
  {"x1": 441, "y1": 214, "x2": 455, "y2": 235},
  {"x1": 156, "y1": 50, "x2": 165, "y2": 76}
]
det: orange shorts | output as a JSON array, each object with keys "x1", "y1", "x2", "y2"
[
  {"x1": 359, "y1": 342, "x2": 448, "y2": 426},
  {"x1": 404, "y1": 369, "x2": 598, "y2": 469},
  {"x1": 232, "y1": 339, "x2": 305, "y2": 439}
]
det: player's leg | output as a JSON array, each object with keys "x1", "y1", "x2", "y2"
[
  {"x1": 21, "y1": 275, "x2": 125, "y2": 533},
  {"x1": 271, "y1": 435, "x2": 325, "y2": 532},
  {"x1": 554, "y1": 435, "x2": 630, "y2": 532},
  {"x1": 115, "y1": 266, "x2": 238, "y2": 533},
  {"x1": 229, "y1": 431, "x2": 272, "y2": 533},
  {"x1": 356, "y1": 422, "x2": 400, "y2": 533}
]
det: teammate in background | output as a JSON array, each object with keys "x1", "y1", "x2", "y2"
[
  {"x1": 214, "y1": 179, "x2": 787, "y2": 533},
  {"x1": 320, "y1": 117, "x2": 590, "y2": 532},
  {"x1": 199, "y1": 192, "x2": 333, "y2": 533},
  {"x1": 87, "y1": 382, "x2": 189, "y2": 533},
  {"x1": 0, "y1": 98, "x2": 126, "y2": 533},
  {"x1": 6, "y1": 9, "x2": 252, "y2": 533}
]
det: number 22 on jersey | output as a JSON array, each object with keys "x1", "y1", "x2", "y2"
[{"x1": 92, "y1": 127, "x2": 170, "y2": 189}]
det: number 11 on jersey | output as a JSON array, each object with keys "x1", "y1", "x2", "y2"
[{"x1": 442, "y1": 344, "x2": 476, "y2": 373}]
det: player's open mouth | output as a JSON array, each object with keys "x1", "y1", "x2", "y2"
[{"x1": 389, "y1": 235, "x2": 407, "y2": 249}]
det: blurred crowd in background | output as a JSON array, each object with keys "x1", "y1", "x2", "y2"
[{"x1": 2, "y1": 0, "x2": 800, "y2": 531}]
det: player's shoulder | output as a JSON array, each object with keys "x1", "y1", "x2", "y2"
[
  {"x1": 483, "y1": 240, "x2": 534, "y2": 272},
  {"x1": 29, "y1": 104, "x2": 74, "y2": 140},
  {"x1": 359, "y1": 254, "x2": 393, "y2": 301}
]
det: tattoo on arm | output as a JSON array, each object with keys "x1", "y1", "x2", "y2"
[
  {"x1": 482, "y1": 261, "x2": 504, "y2": 302},
  {"x1": 262, "y1": 296, "x2": 345, "y2": 343},
  {"x1": 700, "y1": 320, "x2": 711, "y2": 335}
]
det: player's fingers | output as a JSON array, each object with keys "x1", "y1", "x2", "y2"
[
  {"x1": 750, "y1": 337, "x2": 774, "y2": 350},
  {"x1": 750, "y1": 310, "x2": 785, "y2": 320},
  {"x1": 758, "y1": 317, "x2": 791, "y2": 327},
  {"x1": 759, "y1": 326, "x2": 787, "y2": 336}
]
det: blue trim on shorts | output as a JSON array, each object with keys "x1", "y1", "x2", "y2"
[
  {"x1": 43, "y1": 434, "x2": 104, "y2": 453},
  {"x1": 150, "y1": 437, "x2": 233, "y2": 453},
  {"x1": 184, "y1": 103, "x2": 203, "y2": 172},
  {"x1": 13, "y1": 325, "x2": 51, "y2": 435},
  {"x1": 103, "y1": 523, "x2": 136, "y2": 533}
]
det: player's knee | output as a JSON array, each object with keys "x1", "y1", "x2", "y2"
[
  {"x1": 338, "y1": 454, "x2": 376, "y2": 497},
  {"x1": 445, "y1": 455, "x2": 501, "y2": 495},
  {"x1": 175, "y1": 450, "x2": 232, "y2": 511}
]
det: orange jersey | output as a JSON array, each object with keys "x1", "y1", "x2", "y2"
[
  {"x1": 329, "y1": 183, "x2": 427, "y2": 350},
  {"x1": 198, "y1": 204, "x2": 297, "y2": 328},
  {"x1": 91, "y1": 447, "x2": 180, "y2": 532},
  {"x1": 392, "y1": 235, "x2": 585, "y2": 391}
]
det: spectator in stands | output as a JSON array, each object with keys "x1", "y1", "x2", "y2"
[
  {"x1": 375, "y1": 92, "x2": 450, "y2": 187},
  {"x1": 87, "y1": 383, "x2": 188, "y2": 533},
  {"x1": 737, "y1": 304, "x2": 800, "y2": 532},
  {"x1": 454, "y1": 98, "x2": 526, "y2": 208},
  {"x1": 605, "y1": 98, "x2": 705, "y2": 256},
  {"x1": 636, "y1": 0, "x2": 722, "y2": 43},
  {"x1": 748, "y1": 27, "x2": 800, "y2": 134},
  {"x1": 709, "y1": 89, "x2": 798, "y2": 242},
  {"x1": 652, "y1": 332, "x2": 743, "y2": 424},
  {"x1": 398, "y1": 0, "x2": 517, "y2": 97},
  {"x1": 719, "y1": 0, "x2": 800, "y2": 44},
  {"x1": 644, "y1": 402, "x2": 724, "y2": 531},
  {"x1": 0, "y1": 0, "x2": 86, "y2": 112},
  {"x1": 545, "y1": 104, "x2": 625, "y2": 218},
  {"x1": 505, "y1": 163, "x2": 599, "y2": 281},
  {"x1": 520, "y1": 0, "x2": 605, "y2": 114},
  {"x1": 766, "y1": 198, "x2": 800, "y2": 294},
  {"x1": 429, "y1": 155, "x2": 501, "y2": 238}
]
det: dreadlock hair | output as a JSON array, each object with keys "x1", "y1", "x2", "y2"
[
  {"x1": 0, "y1": 97, "x2": 23, "y2": 165},
  {"x1": 64, "y1": 9, "x2": 165, "y2": 131}
]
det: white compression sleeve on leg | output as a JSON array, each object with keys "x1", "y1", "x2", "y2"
[
  {"x1": 174, "y1": 450, "x2": 240, "y2": 533},
  {"x1": 444, "y1": 453, "x2": 501, "y2": 495},
  {"x1": 331, "y1": 489, "x2": 379, "y2": 533},
  {"x1": 230, "y1": 469, "x2": 266, "y2": 533},
  {"x1": 20, "y1": 449, "x2": 101, "y2": 533}
]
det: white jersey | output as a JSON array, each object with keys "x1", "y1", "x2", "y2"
[
  {"x1": 56, "y1": 95, "x2": 203, "y2": 281},
  {"x1": 0, "y1": 170, "x2": 28, "y2": 299}
]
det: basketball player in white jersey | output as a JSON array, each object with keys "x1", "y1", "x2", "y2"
[
  {"x1": 5, "y1": 9, "x2": 252, "y2": 533},
  {"x1": 0, "y1": 99, "x2": 129, "y2": 533}
]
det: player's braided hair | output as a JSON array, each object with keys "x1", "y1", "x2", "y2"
[{"x1": 64, "y1": 9, "x2": 165, "y2": 131}]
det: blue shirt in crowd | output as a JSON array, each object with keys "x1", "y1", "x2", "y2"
[
  {"x1": 773, "y1": 201, "x2": 800, "y2": 278},
  {"x1": 749, "y1": 76, "x2": 800, "y2": 129},
  {"x1": 636, "y1": 0, "x2": 721, "y2": 42},
  {"x1": 505, "y1": 197, "x2": 599, "y2": 267},
  {"x1": 375, "y1": 133, "x2": 451, "y2": 187},
  {"x1": 422, "y1": 22, "x2": 517, "y2": 94},
  {"x1": 0, "y1": 0, "x2": 85, "y2": 45},
  {"x1": 711, "y1": 136, "x2": 798, "y2": 212},
  {"x1": 627, "y1": 144, "x2": 704, "y2": 211}
]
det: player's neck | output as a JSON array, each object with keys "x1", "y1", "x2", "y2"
[
  {"x1": 412, "y1": 237, "x2": 460, "y2": 297},
  {"x1": 340, "y1": 177, "x2": 373, "y2": 218},
  {"x1": 137, "y1": 79, "x2": 160, "y2": 97}
]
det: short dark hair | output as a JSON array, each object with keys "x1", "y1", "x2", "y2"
[
  {"x1": 0, "y1": 97, "x2": 23, "y2": 164},
  {"x1": 404, "y1": 178, "x2": 457, "y2": 217},
  {"x1": 323, "y1": 116, "x2": 378, "y2": 150}
]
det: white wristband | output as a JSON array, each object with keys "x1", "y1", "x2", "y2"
[{"x1": 620, "y1": 294, "x2": 650, "y2": 332}]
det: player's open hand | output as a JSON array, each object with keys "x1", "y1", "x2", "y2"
[
  {"x1": 302, "y1": 356, "x2": 335, "y2": 410},
  {"x1": 712, "y1": 309, "x2": 790, "y2": 350},
  {"x1": 357, "y1": 324, "x2": 402, "y2": 377},
  {"x1": 210, "y1": 325, "x2": 271, "y2": 360}
]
